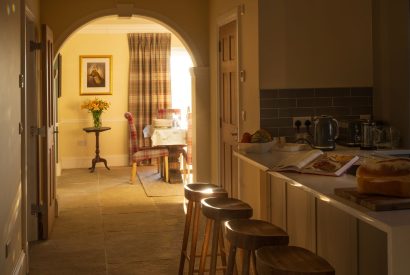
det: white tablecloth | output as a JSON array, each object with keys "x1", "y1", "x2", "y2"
[{"x1": 150, "y1": 127, "x2": 187, "y2": 147}]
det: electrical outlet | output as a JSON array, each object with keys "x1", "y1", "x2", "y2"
[{"x1": 292, "y1": 116, "x2": 311, "y2": 128}]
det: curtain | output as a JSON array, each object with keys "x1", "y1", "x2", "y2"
[{"x1": 128, "y1": 33, "x2": 171, "y2": 161}]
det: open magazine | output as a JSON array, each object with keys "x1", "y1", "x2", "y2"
[{"x1": 271, "y1": 149, "x2": 359, "y2": 176}]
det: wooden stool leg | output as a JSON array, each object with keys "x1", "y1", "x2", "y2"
[
  {"x1": 219, "y1": 227, "x2": 227, "y2": 271},
  {"x1": 241, "y1": 250, "x2": 251, "y2": 275},
  {"x1": 251, "y1": 251, "x2": 257, "y2": 275},
  {"x1": 178, "y1": 200, "x2": 194, "y2": 275},
  {"x1": 188, "y1": 202, "x2": 201, "y2": 275},
  {"x1": 210, "y1": 220, "x2": 221, "y2": 275},
  {"x1": 226, "y1": 244, "x2": 237, "y2": 275},
  {"x1": 199, "y1": 218, "x2": 213, "y2": 275}
]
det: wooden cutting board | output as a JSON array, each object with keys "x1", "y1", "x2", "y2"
[{"x1": 334, "y1": 187, "x2": 410, "y2": 211}]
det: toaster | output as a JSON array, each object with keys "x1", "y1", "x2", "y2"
[{"x1": 336, "y1": 119, "x2": 363, "y2": 146}]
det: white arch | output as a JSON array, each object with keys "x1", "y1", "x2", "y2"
[{"x1": 54, "y1": 7, "x2": 202, "y2": 67}]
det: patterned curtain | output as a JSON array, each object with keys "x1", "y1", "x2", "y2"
[{"x1": 128, "y1": 33, "x2": 171, "y2": 158}]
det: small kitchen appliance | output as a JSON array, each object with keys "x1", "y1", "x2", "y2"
[
  {"x1": 336, "y1": 119, "x2": 362, "y2": 147},
  {"x1": 312, "y1": 115, "x2": 339, "y2": 150}
]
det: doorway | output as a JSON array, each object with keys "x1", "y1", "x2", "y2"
[
  {"x1": 218, "y1": 18, "x2": 240, "y2": 198},
  {"x1": 57, "y1": 16, "x2": 193, "y2": 171}
]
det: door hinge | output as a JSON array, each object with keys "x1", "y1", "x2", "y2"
[
  {"x1": 30, "y1": 41, "x2": 42, "y2": 51},
  {"x1": 19, "y1": 74, "x2": 24, "y2": 88},
  {"x1": 31, "y1": 204, "x2": 43, "y2": 216},
  {"x1": 30, "y1": 126, "x2": 46, "y2": 137},
  {"x1": 18, "y1": 123, "x2": 23, "y2": 135}
]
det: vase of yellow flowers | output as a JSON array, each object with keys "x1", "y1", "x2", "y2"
[{"x1": 81, "y1": 98, "x2": 110, "y2": 128}]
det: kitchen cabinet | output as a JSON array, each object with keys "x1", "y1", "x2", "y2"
[
  {"x1": 235, "y1": 149, "x2": 410, "y2": 275},
  {"x1": 267, "y1": 173, "x2": 316, "y2": 252},
  {"x1": 238, "y1": 158, "x2": 269, "y2": 220},
  {"x1": 316, "y1": 199, "x2": 358, "y2": 275},
  {"x1": 267, "y1": 173, "x2": 286, "y2": 230},
  {"x1": 285, "y1": 180, "x2": 316, "y2": 252}
]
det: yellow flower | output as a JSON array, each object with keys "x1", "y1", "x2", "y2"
[{"x1": 81, "y1": 98, "x2": 110, "y2": 112}]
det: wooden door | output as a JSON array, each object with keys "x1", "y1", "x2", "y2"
[
  {"x1": 39, "y1": 24, "x2": 56, "y2": 239},
  {"x1": 26, "y1": 18, "x2": 40, "y2": 241},
  {"x1": 219, "y1": 20, "x2": 238, "y2": 198}
]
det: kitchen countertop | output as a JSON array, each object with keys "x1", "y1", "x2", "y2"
[
  {"x1": 234, "y1": 146, "x2": 410, "y2": 231},
  {"x1": 234, "y1": 145, "x2": 410, "y2": 275}
]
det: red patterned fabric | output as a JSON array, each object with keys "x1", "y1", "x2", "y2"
[
  {"x1": 157, "y1": 109, "x2": 181, "y2": 119},
  {"x1": 124, "y1": 112, "x2": 168, "y2": 164},
  {"x1": 127, "y1": 33, "x2": 171, "y2": 152}
]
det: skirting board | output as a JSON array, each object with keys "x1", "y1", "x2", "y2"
[
  {"x1": 61, "y1": 154, "x2": 129, "y2": 169},
  {"x1": 12, "y1": 250, "x2": 26, "y2": 275}
]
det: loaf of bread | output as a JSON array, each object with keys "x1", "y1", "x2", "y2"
[{"x1": 356, "y1": 158, "x2": 410, "y2": 197}]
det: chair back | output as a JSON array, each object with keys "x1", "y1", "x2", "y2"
[
  {"x1": 157, "y1": 109, "x2": 181, "y2": 120},
  {"x1": 124, "y1": 112, "x2": 138, "y2": 153}
]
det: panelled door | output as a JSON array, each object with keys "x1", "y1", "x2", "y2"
[
  {"x1": 219, "y1": 20, "x2": 239, "y2": 198},
  {"x1": 39, "y1": 24, "x2": 57, "y2": 239}
]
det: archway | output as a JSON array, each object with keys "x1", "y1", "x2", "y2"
[
  {"x1": 57, "y1": 15, "x2": 194, "y2": 179},
  {"x1": 51, "y1": 7, "x2": 211, "y2": 183}
]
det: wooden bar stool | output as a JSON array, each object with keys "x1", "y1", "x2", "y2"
[
  {"x1": 255, "y1": 246, "x2": 335, "y2": 275},
  {"x1": 199, "y1": 197, "x2": 253, "y2": 275},
  {"x1": 224, "y1": 219, "x2": 289, "y2": 275},
  {"x1": 179, "y1": 183, "x2": 228, "y2": 275}
]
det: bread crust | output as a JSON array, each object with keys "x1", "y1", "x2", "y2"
[{"x1": 356, "y1": 158, "x2": 410, "y2": 197}]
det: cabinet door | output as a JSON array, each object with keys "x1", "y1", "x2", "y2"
[
  {"x1": 268, "y1": 174, "x2": 286, "y2": 230},
  {"x1": 286, "y1": 182, "x2": 316, "y2": 252},
  {"x1": 317, "y1": 199, "x2": 357, "y2": 275},
  {"x1": 238, "y1": 159, "x2": 262, "y2": 219}
]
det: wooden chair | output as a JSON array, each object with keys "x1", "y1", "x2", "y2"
[{"x1": 124, "y1": 112, "x2": 169, "y2": 183}]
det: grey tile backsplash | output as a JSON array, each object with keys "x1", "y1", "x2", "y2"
[{"x1": 260, "y1": 87, "x2": 373, "y2": 141}]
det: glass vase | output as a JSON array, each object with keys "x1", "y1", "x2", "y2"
[{"x1": 92, "y1": 111, "x2": 102, "y2": 128}]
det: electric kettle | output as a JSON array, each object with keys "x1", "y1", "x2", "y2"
[{"x1": 312, "y1": 115, "x2": 339, "y2": 150}]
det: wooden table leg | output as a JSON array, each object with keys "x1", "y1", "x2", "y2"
[
  {"x1": 167, "y1": 145, "x2": 184, "y2": 183},
  {"x1": 89, "y1": 130, "x2": 110, "y2": 172}
]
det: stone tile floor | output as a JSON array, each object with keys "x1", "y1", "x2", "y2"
[{"x1": 28, "y1": 166, "x2": 187, "y2": 275}]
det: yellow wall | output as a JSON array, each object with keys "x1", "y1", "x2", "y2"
[
  {"x1": 40, "y1": 0, "x2": 209, "y2": 66},
  {"x1": 59, "y1": 33, "x2": 129, "y2": 168}
]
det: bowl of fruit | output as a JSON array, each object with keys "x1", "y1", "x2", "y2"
[{"x1": 239, "y1": 129, "x2": 274, "y2": 153}]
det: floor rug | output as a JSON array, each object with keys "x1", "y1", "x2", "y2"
[{"x1": 137, "y1": 165, "x2": 184, "y2": 197}]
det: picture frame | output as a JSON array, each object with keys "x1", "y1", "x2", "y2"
[{"x1": 79, "y1": 55, "x2": 112, "y2": 95}]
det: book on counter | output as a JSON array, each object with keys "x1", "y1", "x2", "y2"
[{"x1": 270, "y1": 149, "x2": 359, "y2": 176}]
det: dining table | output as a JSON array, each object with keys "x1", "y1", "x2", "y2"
[{"x1": 145, "y1": 125, "x2": 187, "y2": 183}]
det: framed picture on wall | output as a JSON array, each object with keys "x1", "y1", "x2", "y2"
[{"x1": 79, "y1": 55, "x2": 112, "y2": 95}]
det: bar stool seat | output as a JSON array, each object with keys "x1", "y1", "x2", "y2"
[
  {"x1": 179, "y1": 183, "x2": 228, "y2": 275},
  {"x1": 199, "y1": 197, "x2": 253, "y2": 275},
  {"x1": 225, "y1": 219, "x2": 289, "y2": 275},
  {"x1": 256, "y1": 246, "x2": 335, "y2": 275}
]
